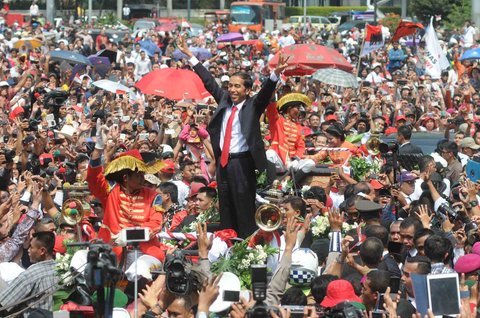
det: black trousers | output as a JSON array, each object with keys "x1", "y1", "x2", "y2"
[{"x1": 216, "y1": 154, "x2": 257, "y2": 238}]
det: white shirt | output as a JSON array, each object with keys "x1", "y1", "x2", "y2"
[
  {"x1": 30, "y1": 4, "x2": 39, "y2": 16},
  {"x1": 464, "y1": 26, "x2": 476, "y2": 48},
  {"x1": 122, "y1": 6, "x2": 131, "y2": 16},
  {"x1": 219, "y1": 99, "x2": 249, "y2": 153},
  {"x1": 278, "y1": 35, "x2": 295, "y2": 48},
  {"x1": 365, "y1": 71, "x2": 385, "y2": 84}
]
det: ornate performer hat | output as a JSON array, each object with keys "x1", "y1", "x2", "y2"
[
  {"x1": 277, "y1": 93, "x2": 312, "y2": 113},
  {"x1": 104, "y1": 149, "x2": 165, "y2": 176}
]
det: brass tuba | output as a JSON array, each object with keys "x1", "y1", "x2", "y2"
[
  {"x1": 255, "y1": 204, "x2": 285, "y2": 232},
  {"x1": 61, "y1": 198, "x2": 85, "y2": 225},
  {"x1": 365, "y1": 123, "x2": 383, "y2": 155}
]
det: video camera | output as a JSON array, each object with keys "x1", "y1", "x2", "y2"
[
  {"x1": 83, "y1": 242, "x2": 122, "y2": 288},
  {"x1": 164, "y1": 249, "x2": 202, "y2": 295}
]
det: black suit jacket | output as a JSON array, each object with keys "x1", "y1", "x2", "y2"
[
  {"x1": 193, "y1": 63, "x2": 277, "y2": 172},
  {"x1": 398, "y1": 142, "x2": 423, "y2": 155}
]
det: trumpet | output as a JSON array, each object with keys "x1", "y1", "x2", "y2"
[
  {"x1": 61, "y1": 198, "x2": 86, "y2": 225},
  {"x1": 365, "y1": 123, "x2": 383, "y2": 156},
  {"x1": 255, "y1": 204, "x2": 285, "y2": 232}
]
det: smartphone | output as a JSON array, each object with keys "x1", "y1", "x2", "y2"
[
  {"x1": 223, "y1": 290, "x2": 240, "y2": 302},
  {"x1": 138, "y1": 133, "x2": 149, "y2": 141},
  {"x1": 119, "y1": 133, "x2": 126, "y2": 141},
  {"x1": 46, "y1": 114, "x2": 56, "y2": 128},
  {"x1": 121, "y1": 116, "x2": 131, "y2": 122}
]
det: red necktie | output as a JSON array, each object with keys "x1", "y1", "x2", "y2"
[{"x1": 220, "y1": 106, "x2": 238, "y2": 167}]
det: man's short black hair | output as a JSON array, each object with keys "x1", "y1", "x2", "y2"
[
  {"x1": 424, "y1": 234, "x2": 452, "y2": 264},
  {"x1": 439, "y1": 141, "x2": 458, "y2": 157},
  {"x1": 310, "y1": 274, "x2": 338, "y2": 304},
  {"x1": 231, "y1": 71, "x2": 253, "y2": 89},
  {"x1": 366, "y1": 270, "x2": 391, "y2": 293},
  {"x1": 360, "y1": 237, "x2": 384, "y2": 267},
  {"x1": 283, "y1": 196, "x2": 307, "y2": 218},
  {"x1": 32, "y1": 231, "x2": 55, "y2": 255},
  {"x1": 158, "y1": 182, "x2": 179, "y2": 204},
  {"x1": 198, "y1": 186, "x2": 217, "y2": 200},
  {"x1": 180, "y1": 159, "x2": 195, "y2": 171},
  {"x1": 280, "y1": 286, "x2": 308, "y2": 306},
  {"x1": 413, "y1": 228, "x2": 434, "y2": 244},
  {"x1": 365, "y1": 224, "x2": 389, "y2": 247},
  {"x1": 400, "y1": 216, "x2": 423, "y2": 234},
  {"x1": 397, "y1": 125, "x2": 412, "y2": 140},
  {"x1": 405, "y1": 255, "x2": 431, "y2": 274}
]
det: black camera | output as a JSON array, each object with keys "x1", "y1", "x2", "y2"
[
  {"x1": 247, "y1": 265, "x2": 270, "y2": 318},
  {"x1": 83, "y1": 242, "x2": 121, "y2": 288},
  {"x1": 436, "y1": 203, "x2": 458, "y2": 223},
  {"x1": 164, "y1": 250, "x2": 201, "y2": 295}
]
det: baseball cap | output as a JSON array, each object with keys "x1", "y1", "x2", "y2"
[
  {"x1": 188, "y1": 181, "x2": 204, "y2": 198},
  {"x1": 160, "y1": 160, "x2": 175, "y2": 174},
  {"x1": 220, "y1": 75, "x2": 230, "y2": 82},
  {"x1": 395, "y1": 115, "x2": 406, "y2": 122},
  {"x1": 460, "y1": 137, "x2": 480, "y2": 150},
  {"x1": 399, "y1": 171, "x2": 417, "y2": 182}
]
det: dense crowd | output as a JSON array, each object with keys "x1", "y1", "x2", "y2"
[{"x1": 0, "y1": 8, "x2": 479, "y2": 318}]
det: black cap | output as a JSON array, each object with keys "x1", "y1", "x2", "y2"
[{"x1": 355, "y1": 200, "x2": 382, "y2": 220}]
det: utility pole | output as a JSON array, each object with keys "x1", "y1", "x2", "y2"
[
  {"x1": 401, "y1": 0, "x2": 407, "y2": 18},
  {"x1": 46, "y1": 0, "x2": 55, "y2": 24},
  {"x1": 187, "y1": 0, "x2": 191, "y2": 21},
  {"x1": 373, "y1": 0, "x2": 377, "y2": 23},
  {"x1": 303, "y1": 0, "x2": 307, "y2": 35}
]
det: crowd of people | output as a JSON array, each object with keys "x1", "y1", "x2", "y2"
[{"x1": 0, "y1": 7, "x2": 479, "y2": 318}]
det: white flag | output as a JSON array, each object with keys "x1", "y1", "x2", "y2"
[{"x1": 423, "y1": 17, "x2": 450, "y2": 79}]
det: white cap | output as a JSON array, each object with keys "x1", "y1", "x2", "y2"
[
  {"x1": 0, "y1": 81, "x2": 9, "y2": 87},
  {"x1": 160, "y1": 64, "x2": 168, "y2": 69},
  {"x1": 220, "y1": 75, "x2": 230, "y2": 82}
]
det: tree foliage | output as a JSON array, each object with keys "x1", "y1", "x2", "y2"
[
  {"x1": 409, "y1": 0, "x2": 461, "y2": 24},
  {"x1": 446, "y1": 0, "x2": 471, "y2": 28}
]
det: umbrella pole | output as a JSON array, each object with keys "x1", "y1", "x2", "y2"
[{"x1": 356, "y1": 36, "x2": 366, "y2": 77}]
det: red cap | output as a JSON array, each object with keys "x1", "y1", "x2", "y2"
[
  {"x1": 160, "y1": 160, "x2": 175, "y2": 173},
  {"x1": 395, "y1": 115, "x2": 406, "y2": 122},
  {"x1": 39, "y1": 153, "x2": 54, "y2": 165},
  {"x1": 384, "y1": 127, "x2": 397, "y2": 136},
  {"x1": 320, "y1": 280, "x2": 362, "y2": 308},
  {"x1": 370, "y1": 179, "x2": 384, "y2": 190},
  {"x1": 9, "y1": 106, "x2": 24, "y2": 120},
  {"x1": 325, "y1": 114, "x2": 338, "y2": 122},
  {"x1": 189, "y1": 181, "x2": 204, "y2": 198}
]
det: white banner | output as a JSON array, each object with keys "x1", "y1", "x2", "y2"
[{"x1": 423, "y1": 16, "x2": 450, "y2": 79}]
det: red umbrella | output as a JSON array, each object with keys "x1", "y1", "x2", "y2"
[
  {"x1": 268, "y1": 44, "x2": 353, "y2": 76},
  {"x1": 155, "y1": 23, "x2": 178, "y2": 32},
  {"x1": 135, "y1": 68, "x2": 211, "y2": 101}
]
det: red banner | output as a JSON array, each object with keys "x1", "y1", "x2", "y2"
[{"x1": 392, "y1": 21, "x2": 424, "y2": 42}]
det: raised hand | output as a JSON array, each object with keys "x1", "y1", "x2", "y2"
[
  {"x1": 177, "y1": 34, "x2": 193, "y2": 58},
  {"x1": 274, "y1": 54, "x2": 290, "y2": 76}
]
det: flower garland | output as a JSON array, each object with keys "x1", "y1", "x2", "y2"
[
  {"x1": 310, "y1": 215, "x2": 359, "y2": 239},
  {"x1": 211, "y1": 239, "x2": 278, "y2": 289}
]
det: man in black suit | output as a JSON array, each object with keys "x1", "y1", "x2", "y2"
[
  {"x1": 177, "y1": 36, "x2": 289, "y2": 238},
  {"x1": 397, "y1": 125, "x2": 423, "y2": 155}
]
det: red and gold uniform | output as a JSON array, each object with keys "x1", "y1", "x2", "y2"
[
  {"x1": 266, "y1": 100, "x2": 306, "y2": 165},
  {"x1": 87, "y1": 150, "x2": 166, "y2": 261}
]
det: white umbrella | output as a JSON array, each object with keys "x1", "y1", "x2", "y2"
[
  {"x1": 92, "y1": 79, "x2": 131, "y2": 94},
  {"x1": 311, "y1": 68, "x2": 359, "y2": 88}
]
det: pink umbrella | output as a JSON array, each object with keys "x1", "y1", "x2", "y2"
[{"x1": 135, "y1": 69, "x2": 211, "y2": 101}]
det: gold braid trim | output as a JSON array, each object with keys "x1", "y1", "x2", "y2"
[{"x1": 104, "y1": 156, "x2": 166, "y2": 176}]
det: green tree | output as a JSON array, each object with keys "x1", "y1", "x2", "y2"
[
  {"x1": 409, "y1": 0, "x2": 461, "y2": 24},
  {"x1": 446, "y1": 0, "x2": 471, "y2": 28}
]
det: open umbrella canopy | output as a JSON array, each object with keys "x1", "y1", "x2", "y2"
[
  {"x1": 312, "y1": 68, "x2": 358, "y2": 88},
  {"x1": 13, "y1": 38, "x2": 42, "y2": 49},
  {"x1": 88, "y1": 55, "x2": 111, "y2": 77},
  {"x1": 97, "y1": 49, "x2": 117, "y2": 64},
  {"x1": 49, "y1": 50, "x2": 92, "y2": 66},
  {"x1": 268, "y1": 44, "x2": 353, "y2": 76},
  {"x1": 173, "y1": 47, "x2": 212, "y2": 61},
  {"x1": 135, "y1": 68, "x2": 211, "y2": 100},
  {"x1": 460, "y1": 48, "x2": 480, "y2": 61},
  {"x1": 93, "y1": 79, "x2": 130, "y2": 95},
  {"x1": 217, "y1": 32, "x2": 244, "y2": 42},
  {"x1": 138, "y1": 40, "x2": 160, "y2": 57}
]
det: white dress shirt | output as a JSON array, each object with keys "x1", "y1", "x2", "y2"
[{"x1": 219, "y1": 99, "x2": 249, "y2": 153}]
